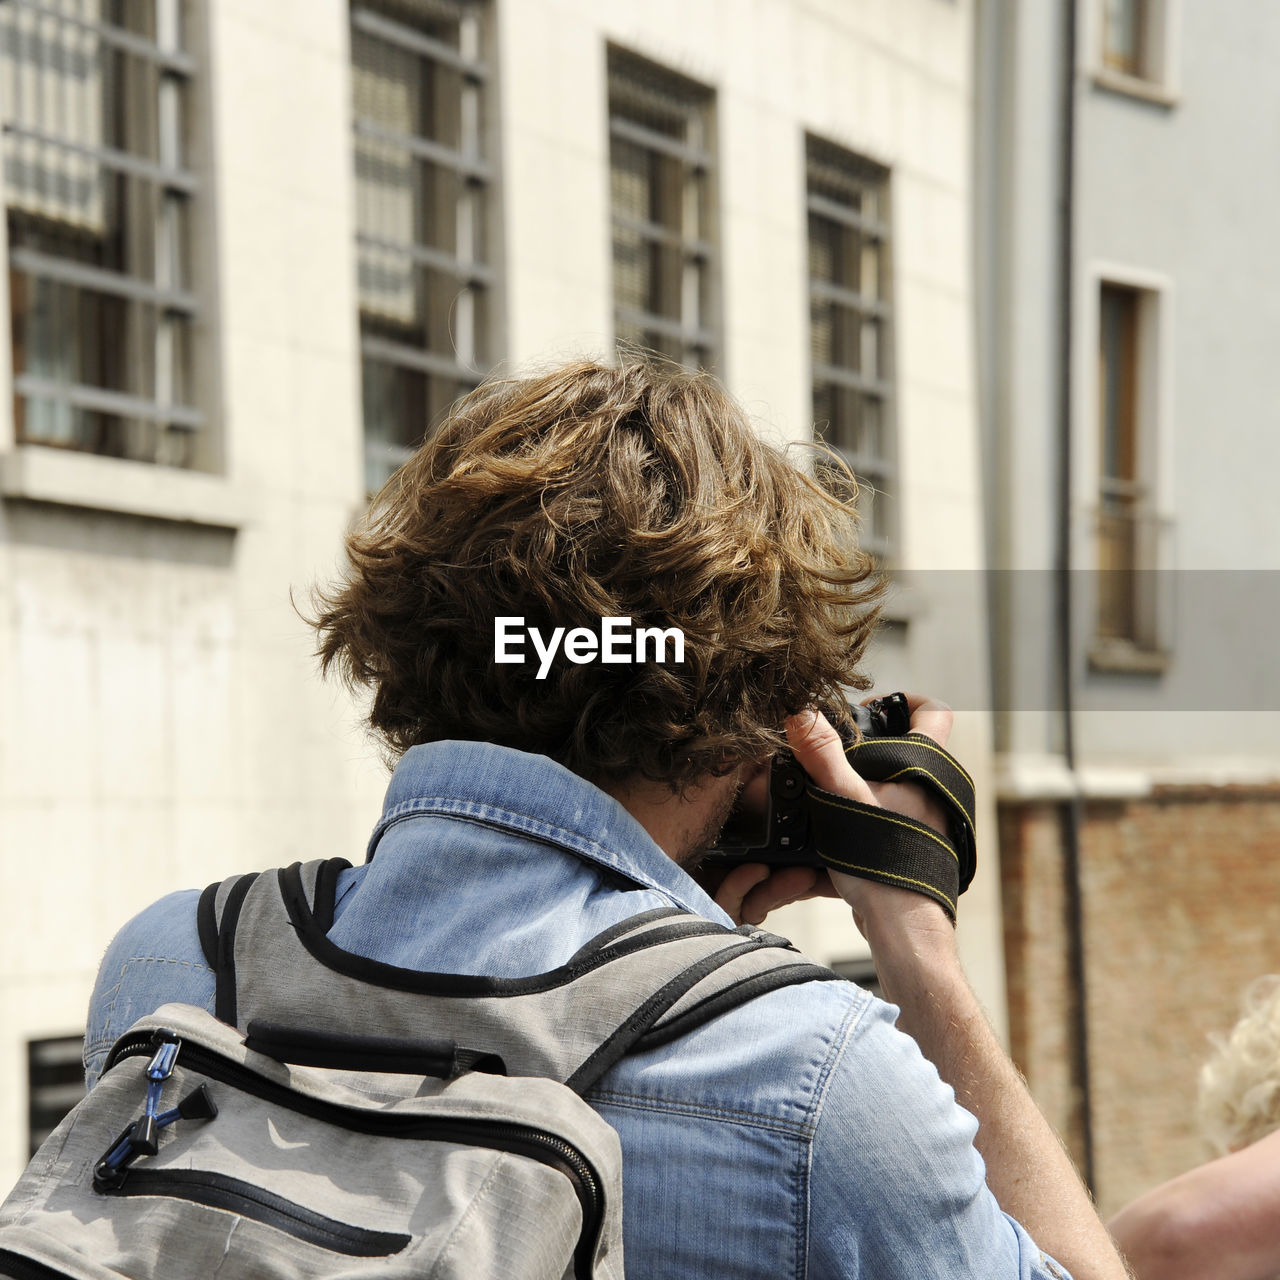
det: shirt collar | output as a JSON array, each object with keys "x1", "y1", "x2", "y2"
[{"x1": 367, "y1": 740, "x2": 735, "y2": 925}]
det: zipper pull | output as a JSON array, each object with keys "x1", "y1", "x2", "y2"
[
  {"x1": 147, "y1": 1038, "x2": 180, "y2": 1082},
  {"x1": 92, "y1": 1032, "x2": 215, "y2": 1192}
]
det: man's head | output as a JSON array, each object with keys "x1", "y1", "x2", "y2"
[{"x1": 312, "y1": 357, "x2": 883, "y2": 790}]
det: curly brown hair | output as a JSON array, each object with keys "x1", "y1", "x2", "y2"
[{"x1": 310, "y1": 357, "x2": 885, "y2": 786}]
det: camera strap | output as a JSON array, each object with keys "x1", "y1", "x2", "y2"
[{"x1": 806, "y1": 734, "x2": 977, "y2": 921}]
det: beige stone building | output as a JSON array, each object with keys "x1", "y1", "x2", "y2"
[{"x1": 0, "y1": 0, "x2": 997, "y2": 1190}]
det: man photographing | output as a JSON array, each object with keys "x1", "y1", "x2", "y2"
[{"x1": 84, "y1": 358, "x2": 1129, "y2": 1278}]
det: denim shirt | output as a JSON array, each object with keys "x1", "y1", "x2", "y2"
[{"x1": 86, "y1": 741, "x2": 1071, "y2": 1279}]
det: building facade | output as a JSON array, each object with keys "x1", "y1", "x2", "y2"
[
  {"x1": 0, "y1": 0, "x2": 997, "y2": 1189},
  {"x1": 976, "y1": 0, "x2": 1280, "y2": 1217}
]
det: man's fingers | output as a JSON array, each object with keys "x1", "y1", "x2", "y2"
[
  {"x1": 733, "y1": 866, "x2": 827, "y2": 927},
  {"x1": 785, "y1": 710, "x2": 877, "y2": 804},
  {"x1": 711, "y1": 864, "x2": 833, "y2": 927},
  {"x1": 711, "y1": 862, "x2": 771, "y2": 923},
  {"x1": 892, "y1": 693, "x2": 954, "y2": 749}
]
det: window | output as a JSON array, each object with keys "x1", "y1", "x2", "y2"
[
  {"x1": 1101, "y1": 0, "x2": 1147, "y2": 76},
  {"x1": 1095, "y1": 0, "x2": 1177, "y2": 96},
  {"x1": 1095, "y1": 281, "x2": 1164, "y2": 655},
  {"x1": 807, "y1": 137, "x2": 895, "y2": 560},
  {"x1": 351, "y1": 0, "x2": 493, "y2": 493},
  {"x1": 28, "y1": 1034, "x2": 85, "y2": 1155},
  {"x1": 1, "y1": 0, "x2": 202, "y2": 467},
  {"x1": 608, "y1": 47, "x2": 717, "y2": 370}
]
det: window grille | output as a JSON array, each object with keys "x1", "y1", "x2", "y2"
[
  {"x1": 352, "y1": 0, "x2": 491, "y2": 493},
  {"x1": 1, "y1": 0, "x2": 202, "y2": 467},
  {"x1": 28, "y1": 1033, "x2": 85, "y2": 1155},
  {"x1": 807, "y1": 137, "x2": 895, "y2": 561},
  {"x1": 608, "y1": 48, "x2": 717, "y2": 370}
]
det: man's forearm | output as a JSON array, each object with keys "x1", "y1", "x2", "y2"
[
  {"x1": 871, "y1": 924, "x2": 1132, "y2": 1280},
  {"x1": 781, "y1": 706, "x2": 1130, "y2": 1278}
]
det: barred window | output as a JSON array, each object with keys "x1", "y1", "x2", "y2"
[
  {"x1": 352, "y1": 0, "x2": 493, "y2": 493},
  {"x1": 808, "y1": 137, "x2": 895, "y2": 561},
  {"x1": 608, "y1": 47, "x2": 717, "y2": 370},
  {"x1": 1, "y1": 0, "x2": 202, "y2": 467},
  {"x1": 28, "y1": 1034, "x2": 85, "y2": 1155}
]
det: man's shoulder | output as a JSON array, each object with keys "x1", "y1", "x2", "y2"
[
  {"x1": 85, "y1": 886, "x2": 213, "y2": 1083},
  {"x1": 596, "y1": 972, "x2": 883, "y2": 1132},
  {"x1": 100, "y1": 886, "x2": 209, "y2": 973}
]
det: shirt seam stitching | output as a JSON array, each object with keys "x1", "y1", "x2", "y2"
[
  {"x1": 589, "y1": 1088, "x2": 811, "y2": 1138},
  {"x1": 93, "y1": 955, "x2": 214, "y2": 1054},
  {"x1": 806, "y1": 990, "x2": 872, "y2": 1137},
  {"x1": 799, "y1": 992, "x2": 872, "y2": 1277}
]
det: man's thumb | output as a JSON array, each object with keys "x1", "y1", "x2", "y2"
[{"x1": 784, "y1": 710, "x2": 877, "y2": 805}]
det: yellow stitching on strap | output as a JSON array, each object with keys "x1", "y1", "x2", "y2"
[
  {"x1": 808, "y1": 791, "x2": 959, "y2": 863},
  {"x1": 867, "y1": 766, "x2": 973, "y2": 836},
  {"x1": 817, "y1": 859, "x2": 957, "y2": 912},
  {"x1": 847, "y1": 735, "x2": 975, "y2": 791}
]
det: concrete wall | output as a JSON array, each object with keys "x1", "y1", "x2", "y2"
[
  {"x1": 0, "y1": 0, "x2": 1001, "y2": 1187},
  {"x1": 1069, "y1": 0, "x2": 1280, "y2": 766},
  {"x1": 978, "y1": 0, "x2": 1280, "y2": 1214},
  {"x1": 0, "y1": 0, "x2": 384, "y2": 1187},
  {"x1": 980, "y1": 0, "x2": 1280, "y2": 774}
]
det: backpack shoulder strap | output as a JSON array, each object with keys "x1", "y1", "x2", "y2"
[
  {"x1": 197, "y1": 860, "x2": 351, "y2": 1026},
  {"x1": 562, "y1": 925, "x2": 840, "y2": 1094},
  {"x1": 629, "y1": 945, "x2": 840, "y2": 1057},
  {"x1": 196, "y1": 858, "x2": 842, "y2": 1091}
]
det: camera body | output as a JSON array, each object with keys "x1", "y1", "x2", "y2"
[{"x1": 704, "y1": 693, "x2": 911, "y2": 867}]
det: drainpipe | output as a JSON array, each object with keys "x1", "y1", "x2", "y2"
[{"x1": 1055, "y1": 0, "x2": 1095, "y2": 1194}]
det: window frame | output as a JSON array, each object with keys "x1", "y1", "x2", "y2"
[
  {"x1": 805, "y1": 134, "x2": 898, "y2": 565},
  {"x1": 606, "y1": 45, "x2": 720, "y2": 372},
  {"x1": 1089, "y1": 0, "x2": 1181, "y2": 105},
  {"x1": 350, "y1": 0, "x2": 495, "y2": 494},
  {"x1": 1081, "y1": 265, "x2": 1175, "y2": 669},
  {"x1": 1, "y1": 0, "x2": 205, "y2": 469}
]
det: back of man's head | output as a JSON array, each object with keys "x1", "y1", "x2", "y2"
[{"x1": 312, "y1": 357, "x2": 883, "y2": 786}]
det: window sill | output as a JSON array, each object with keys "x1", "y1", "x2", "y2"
[
  {"x1": 1087, "y1": 639, "x2": 1170, "y2": 675},
  {"x1": 1090, "y1": 69, "x2": 1180, "y2": 109},
  {"x1": 0, "y1": 445, "x2": 247, "y2": 529}
]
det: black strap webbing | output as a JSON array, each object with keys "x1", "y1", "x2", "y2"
[
  {"x1": 565, "y1": 937, "x2": 770, "y2": 1095},
  {"x1": 213, "y1": 872, "x2": 260, "y2": 1026},
  {"x1": 808, "y1": 733, "x2": 978, "y2": 922},
  {"x1": 634, "y1": 962, "x2": 841, "y2": 1053}
]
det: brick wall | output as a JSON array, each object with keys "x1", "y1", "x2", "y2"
[{"x1": 999, "y1": 786, "x2": 1280, "y2": 1217}]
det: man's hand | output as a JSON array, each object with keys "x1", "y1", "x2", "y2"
[
  {"x1": 710, "y1": 861, "x2": 837, "y2": 928},
  {"x1": 709, "y1": 695, "x2": 957, "y2": 931},
  {"x1": 783, "y1": 698, "x2": 956, "y2": 952}
]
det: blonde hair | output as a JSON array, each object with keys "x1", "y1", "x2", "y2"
[{"x1": 1197, "y1": 975, "x2": 1280, "y2": 1156}]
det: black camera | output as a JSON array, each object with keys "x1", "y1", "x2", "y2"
[{"x1": 704, "y1": 693, "x2": 912, "y2": 867}]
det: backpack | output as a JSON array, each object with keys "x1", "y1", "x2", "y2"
[{"x1": 0, "y1": 858, "x2": 837, "y2": 1278}]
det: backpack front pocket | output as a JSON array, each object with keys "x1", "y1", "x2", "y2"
[{"x1": 101, "y1": 1169, "x2": 411, "y2": 1257}]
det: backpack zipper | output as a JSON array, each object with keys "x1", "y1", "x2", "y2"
[
  {"x1": 100, "y1": 1168, "x2": 411, "y2": 1257},
  {"x1": 104, "y1": 1032, "x2": 604, "y2": 1277},
  {"x1": 0, "y1": 1251, "x2": 77, "y2": 1280}
]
